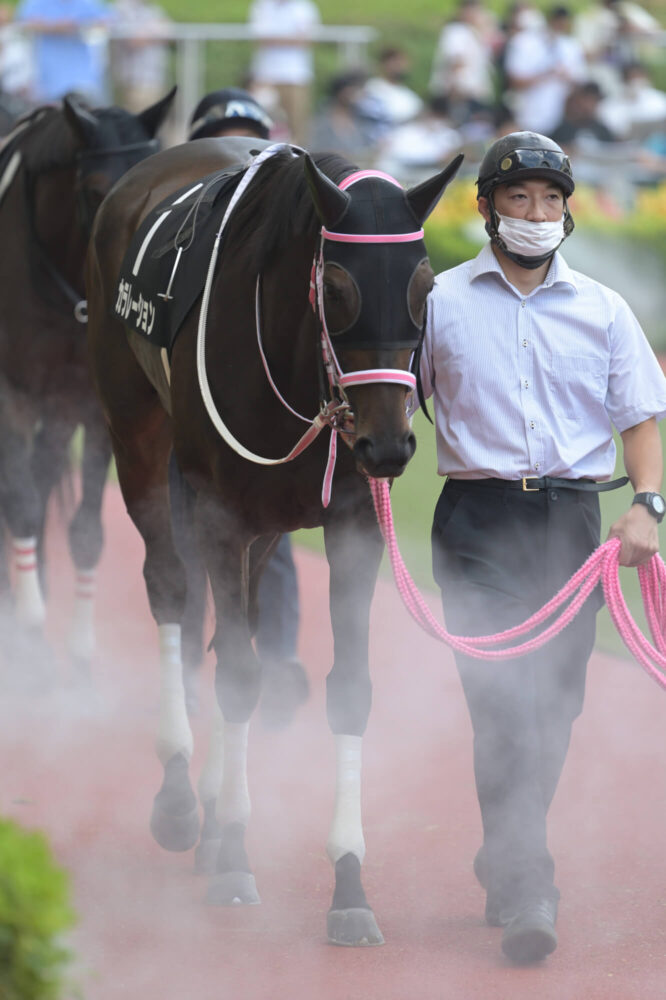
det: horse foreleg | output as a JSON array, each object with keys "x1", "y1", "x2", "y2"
[{"x1": 324, "y1": 507, "x2": 385, "y2": 946}]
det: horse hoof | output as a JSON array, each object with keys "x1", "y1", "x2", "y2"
[
  {"x1": 205, "y1": 872, "x2": 261, "y2": 906},
  {"x1": 150, "y1": 800, "x2": 200, "y2": 852},
  {"x1": 327, "y1": 908, "x2": 385, "y2": 947},
  {"x1": 194, "y1": 838, "x2": 221, "y2": 876}
]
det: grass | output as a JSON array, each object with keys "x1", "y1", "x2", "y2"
[{"x1": 294, "y1": 412, "x2": 665, "y2": 660}]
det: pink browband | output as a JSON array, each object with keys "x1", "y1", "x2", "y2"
[
  {"x1": 323, "y1": 169, "x2": 424, "y2": 245},
  {"x1": 322, "y1": 229, "x2": 424, "y2": 244},
  {"x1": 338, "y1": 170, "x2": 403, "y2": 191},
  {"x1": 338, "y1": 370, "x2": 416, "y2": 391}
]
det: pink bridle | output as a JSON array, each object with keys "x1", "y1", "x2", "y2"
[
  {"x1": 370, "y1": 477, "x2": 666, "y2": 688},
  {"x1": 257, "y1": 169, "x2": 425, "y2": 505}
]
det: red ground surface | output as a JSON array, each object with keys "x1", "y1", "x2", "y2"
[{"x1": 2, "y1": 483, "x2": 666, "y2": 1000}]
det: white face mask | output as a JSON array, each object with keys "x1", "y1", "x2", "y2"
[{"x1": 496, "y1": 212, "x2": 566, "y2": 257}]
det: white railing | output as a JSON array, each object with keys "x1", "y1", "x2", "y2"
[{"x1": 109, "y1": 22, "x2": 378, "y2": 137}]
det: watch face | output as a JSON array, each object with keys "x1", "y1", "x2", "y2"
[{"x1": 653, "y1": 495, "x2": 666, "y2": 515}]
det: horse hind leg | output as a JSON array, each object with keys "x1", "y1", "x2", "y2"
[
  {"x1": 194, "y1": 511, "x2": 262, "y2": 904},
  {"x1": 121, "y1": 450, "x2": 200, "y2": 853},
  {"x1": 0, "y1": 385, "x2": 46, "y2": 630},
  {"x1": 111, "y1": 407, "x2": 199, "y2": 852},
  {"x1": 194, "y1": 700, "x2": 260, "y2": 905},
  {"x1": 65, "y1": 410, "x2": 113, "y2": 676}
]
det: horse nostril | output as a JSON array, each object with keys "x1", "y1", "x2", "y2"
[{"x1": 353, "y1": 432, "x2": 416, "y2": 476}]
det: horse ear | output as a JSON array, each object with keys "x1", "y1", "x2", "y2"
[
  {"x1": 406, "y1": 153, "x2": 465, "y2": 225},
  {"x1": 136, "y1": 85, "x2": 177, "y2": 137},
  {"x1": 63, "y1": 94, "x2": 100, "y2": 145},
  {"x1": 303, "y1": 154, "x2": 351, "y2": 229}
]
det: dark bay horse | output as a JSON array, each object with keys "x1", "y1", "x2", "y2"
[
  {"x1": 0, "y1": 90, "x2": 174, "y2": 676},
  {"x1": 85, "y1": 136, "x2": 462, "y2": 944}
]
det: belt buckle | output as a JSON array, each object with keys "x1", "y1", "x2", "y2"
[{"x1": 522, "y1": 477, "x2": 540, "y2": 492}]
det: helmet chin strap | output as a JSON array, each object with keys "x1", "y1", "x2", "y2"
[{"x1": 485, "y1": 191, "x2": 572, "y2": 270}]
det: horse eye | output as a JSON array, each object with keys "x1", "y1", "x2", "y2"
[
  {"x1": 322, "y1": 262, "x2": 361, "y2": 334},
  {"x1": 407, "y1": 258, "x2": 434, "y2": 328}
]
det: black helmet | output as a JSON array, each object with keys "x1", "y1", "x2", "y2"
[
  {"x1": 188, "y1": 88, "x2": 273, "y2": 141},
  {"x1": 476, "y1": 131, "x2": 575, "y2": 199},
  {"x1": 476, "y1": 131, "x2": 574, "y2": 269}
]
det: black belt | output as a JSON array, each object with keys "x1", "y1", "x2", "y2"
[{"x1": 448, "y1": 476, "x2": 629, "y2": 493}]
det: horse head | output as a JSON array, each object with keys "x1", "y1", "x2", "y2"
[
  {"x1": 62, "y1": 87, "x2": 176, "y2": 233},
  {"x1": 304, "y1": 153, "x2": 463, "y2": 480}
]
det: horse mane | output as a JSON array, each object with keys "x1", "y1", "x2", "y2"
[
  {"x1": 16, "y1": 104, "x2": 79, "y2": 173},
  {"x1": 231, "y1": 150, "x2": 358, "y2": 275}
]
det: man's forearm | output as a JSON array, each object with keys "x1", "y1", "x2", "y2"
[{"x1": 620, "y1": 417, "x2": 663, "y2": 493}]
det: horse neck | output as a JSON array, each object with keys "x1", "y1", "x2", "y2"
[
  {"x1": 257, "y1": 256, "x2": 321, "y2": 406},
  {"x1": 30, "y1": 166, "x2": 88, "y2": 282}
]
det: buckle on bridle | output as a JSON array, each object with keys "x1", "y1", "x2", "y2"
[{"x1": 522, "y1": 477, "x2": 541, "y2": 492}]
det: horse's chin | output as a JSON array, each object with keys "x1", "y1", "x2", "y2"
[{"x1": 357, "y1": 460, "x2": 409, "y2": 480}]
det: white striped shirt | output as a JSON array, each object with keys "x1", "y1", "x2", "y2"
[{"x1": 421, "y1": 243, "x2": 666, "y2": 481}]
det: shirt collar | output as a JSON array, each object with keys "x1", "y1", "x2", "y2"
[{"x1": 469, "y1": 242, "x2": 580, "y2": 294}]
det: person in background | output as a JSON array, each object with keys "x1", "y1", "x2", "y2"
[
  {"x1": 172, "y1": 87, "x2": 308, "y2": 728},
  {"x1": 597, "y1": 60, "x2": 666, "y2": 140},
  {"x1": 429, "y1": 0, "x2": 499, "y2": 128},
  {"x1": 15, "y1": 0, "x2": 111, "y2": 104},
  {"x1": 502, "y1": 4, "x2": 587, "y2": 135},
  {"x1": 308, "y1": 69, "x2": 378, "y2": 163},
  {"x1": 0, "y1": 4, "x2": 34, "y2": 130},
  {"x1": 421, "y1": 129, "x2": 666, "y2": 964},
  {"x1": 361, "y1": 45, "x2": 423, "y2": 136},
  {"x1": 110, "y1": 0, "x2": 170, "y2": 115},
  {"x1": 550, "y1": 80, "x2": 617, "y2": 146},
  {"x1": 374, "y1": 95, "x2": 462, "y2": 186},
  {"x1": 574, "y1": 0, "x2": 662, "y2": 97},
  {"x1": 247, "y1": 0, "x2": 320, "y2": 146},
  {"x1": 494, "y1": 1, "x2": 546, "y2": 102}
]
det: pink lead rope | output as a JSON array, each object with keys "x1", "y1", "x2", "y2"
[{"x1": 369, "y1": 478, "x2": 666, "y2": 690}]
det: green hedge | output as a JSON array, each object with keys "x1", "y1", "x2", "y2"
[{"x1": 0, "y1": 818, "x2": 75, "y2": 1000}]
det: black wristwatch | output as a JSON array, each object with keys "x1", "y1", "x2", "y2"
[{"x1": 632, "y1": 492, "x2": 666, "y2": 523}]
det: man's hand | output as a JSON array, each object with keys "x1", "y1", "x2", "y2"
[{"x1": 607, "y1": 503, "x2": 660, "y2": 566}]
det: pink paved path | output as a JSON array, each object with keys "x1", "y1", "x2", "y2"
[{"x1": 2, "y1": 484, "x2": 666, "y2": 999}]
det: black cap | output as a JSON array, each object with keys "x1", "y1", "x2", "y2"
[
  {"x1": 188, "y1": 88, "x2": 273, "y2": 141},
  {"x1": 476, "y1": 131, "x2": 575, "y2": 198}
]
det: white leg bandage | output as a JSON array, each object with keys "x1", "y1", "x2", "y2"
[
  {"x1": 68, "y1": 570, "x2": 96, "y2": 660},
  {"x1": 155, "y1": 624, "x2": 193, "y2": 764},
  {"x1": 215, "y1": 719, "x2": 251, "y2": 829},
  {"x1": 327, "y1": 734, "x2": 365, "y2": 865},
  {"x1": 12, "y1": 537, "x2": 46, "y2": 627},
  {"x1": 198, "y1": 699, "x2": 225, "y2": 805}
]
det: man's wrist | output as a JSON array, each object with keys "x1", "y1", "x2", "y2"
[{"x1": 632, "y1": 491, "x2": 665, "y2": 523}]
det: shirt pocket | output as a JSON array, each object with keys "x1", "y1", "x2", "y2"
[{"x1": 546, "y1": 353, "x2": 607, "y2": 421}]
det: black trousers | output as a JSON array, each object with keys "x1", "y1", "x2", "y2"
[{"x1": 432, "y1": 479, "x2": 602, "y2": 913}]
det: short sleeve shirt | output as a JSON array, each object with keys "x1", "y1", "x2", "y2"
[{"x1": 420, "y1": 243, "x2": 666, "y2": 480}]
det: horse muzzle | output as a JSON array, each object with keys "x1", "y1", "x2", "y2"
[{"x1": 352, "y1": 429, "x2": 416, "y2": 479}]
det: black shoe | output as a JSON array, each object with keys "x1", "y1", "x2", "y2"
[
  {"x1": 501, "y1": 898, "x2": 558, "y2": 964},
  {"x1": 473, "y1": 848, "x2": 502, "y2": 926}
]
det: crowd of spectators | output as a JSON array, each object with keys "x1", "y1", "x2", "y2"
[
  {"x1": 0, "y1": 0, "x2": 664, "y2": 196},
  {"x1": 304, "y1": 0, "x2": 665, "y2": 197}
]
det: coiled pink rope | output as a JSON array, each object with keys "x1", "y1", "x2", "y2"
[{"x1": 369, "y1": 478, "x2": 666, "y2": 690}]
